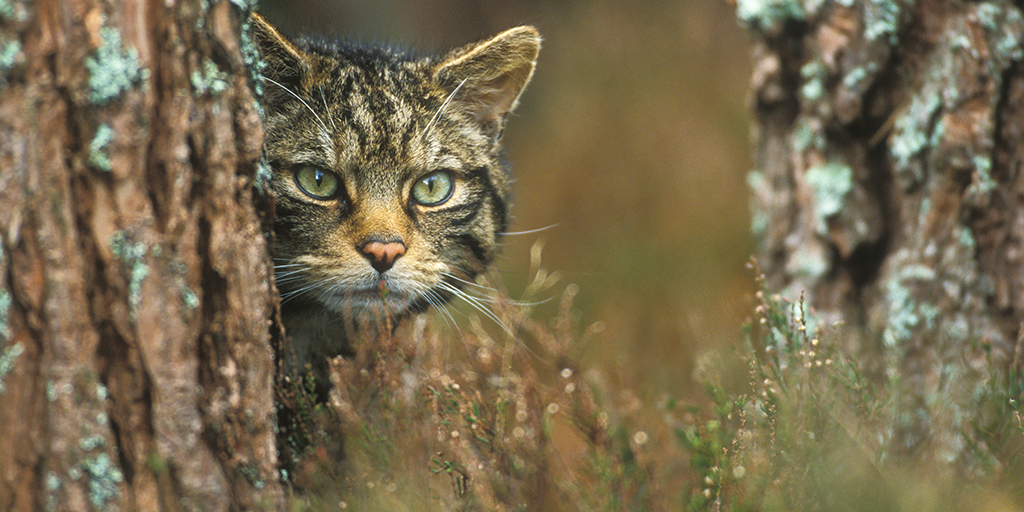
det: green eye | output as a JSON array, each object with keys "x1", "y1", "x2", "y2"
[
  {"x1": 411, "y1": 171, "x2": 455, "y2": 206},
  {"x1": 295, "y1": 166, "x2": 340, "y2": 200}
]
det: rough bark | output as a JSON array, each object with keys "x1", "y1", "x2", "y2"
[
  {"x1": 742, "y1": 0, "x2": 1024, "y2": 470},
  {"x1": 0, "y1": 0, "x2": 282, "y2": 509}
]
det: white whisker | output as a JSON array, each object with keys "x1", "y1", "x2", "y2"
[
  {"x1": 442, "y1": 272, "x2": 496, "y2": 292},
  {"x1": 424, "y1": 289, "x2": 461, "y2": 338},
  {"x1": 319, "y1": 86, "x2": 337, "y2": 132},
  {"x1": 264, "y1": 76, "x2": 332, "y2": 140},
  {"x1": 498, "y1": 223, "x2": 561, "y2": 236},
  {"x1": 437, "y1": 281, "x2": 515, "y2": 338},
  {"x1": 422, "y1": 77, "x2": 468, "y2": 138}
]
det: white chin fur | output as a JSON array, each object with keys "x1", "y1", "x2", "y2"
[{"x1": 317, "y1": 285, "x2": 417, "y2": 316}]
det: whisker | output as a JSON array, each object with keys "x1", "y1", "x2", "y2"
[
  {"x1": 422, "y1": 77, "x2": 468, "y2": 138},
  {"x1": 498, "y1": 223, "x2": 561, "y2": 236},
  {"x1": 264, "y1": 76, "x2": 332, "y2": 140},
  {"x1": 441, "y1": 271, "x2": 554, "y2": 307},
  {"x1": 319, "y1": 85, "x2": 337, "y2": 132},
  {"x1": 424, "y1": 289, "x2": 461, "y2": 338},
  {"x1": 442, "y1": 272, "x2": 496, "y2": 292},
  {"x1": 437, "y1": 281, "x2": 515, "y2": 338}
]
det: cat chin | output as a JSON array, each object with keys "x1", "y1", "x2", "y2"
[{"x1": 317, "y1": 289, "x2": 418, "y2": 318}]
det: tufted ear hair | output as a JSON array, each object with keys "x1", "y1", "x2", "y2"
[
  {"x1": 433, "y1": 26, "x2": 541, "y2": 139},
  {"x1": 250, "y1": 13, "x2": 313, "y2": 107}
]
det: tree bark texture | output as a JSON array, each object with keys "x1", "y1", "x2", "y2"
[
  {"x1": 743, "y1": 0, "x2": 1024, "y2": 468},
  {"x1": 0, "y1": 0, "x2": 282, "y2": 509}
]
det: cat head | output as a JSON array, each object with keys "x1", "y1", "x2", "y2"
[{"x1": 252, "y1": 14, "x2": 540, "y2": 319}]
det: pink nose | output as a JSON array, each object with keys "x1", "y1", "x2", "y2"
[{"x1": 360, "y1": 241, "x2": 406, "y2": 273}]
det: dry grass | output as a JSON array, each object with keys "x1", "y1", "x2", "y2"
[{"x1": 276, "y1": 255, "x2": 1024, "y2": 511}]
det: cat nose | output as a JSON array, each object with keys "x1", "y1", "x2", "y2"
[{"x1": 360, "y1": 240, "x2": 406, "y2": 273}]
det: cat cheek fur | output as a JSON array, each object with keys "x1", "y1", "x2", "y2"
[{"x1": 252, "y1": 13, "x2": 540, "y2": 383}]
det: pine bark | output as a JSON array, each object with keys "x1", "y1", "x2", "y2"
[
  {"x1": 0, "y1": 0, "x2": 282, "y2": 509},
  {"x1": 744, "y1": 0, "x2": 1024, "y2": 469}
]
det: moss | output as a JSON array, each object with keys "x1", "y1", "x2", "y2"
[
  {"x1": 190, "y1": 58, "x2": 229, "y2": 96},
  {"x1": 735, "y1": 0, "x2": 805, "y2": 33},
  {"x1": 88, "y1": 124, "x2": 115, "y2": 172},
  {"x1": 109, "y1": 231, "x2": 148, "y2": 321},
  {"x1": 0, "y1": 341, "x2": 23, "y2": 394},
  {"x1": 85, "y1": 27, "x2": 144, "y2": 105},
  {"x1": 804, "y1": 160, "x2": 853, "y2": 234}
]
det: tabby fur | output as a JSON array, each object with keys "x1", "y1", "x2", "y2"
[{"x1": 251, "y1": 14, "x2": 540, "y2": 380}]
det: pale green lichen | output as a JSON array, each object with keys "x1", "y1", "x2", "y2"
[
  {"x1": 45, "y1": 472, "x2": 60, "y2": 491},
  {"x1": 736, "y1": 0, "x2": 805, "y2": 32},
  {"x1": 88, "y1": 124, "x2": 115, "y2": 172},
  {"x1": 890, "y1": 93, "x2": 940, "y2": 188},
  {"x1": 81, "y1": 453, "x2": 124, "y2": 509},
  {"x1": 255, "y1": 158, "x2": 272, "y2": 194},
  {"x1": 85, "y1": 27, "x2": 143, "y2": 105},
  {"x1": 805, "y1": 161, "x2": 853, "y2": 234},
  {"x1": 241, "y1": 16, "x2": 266, "y2": 98},
  {"x1": 958, "y1": 227, "x2": 976, "y2": 252},
  {"x1": 190, "y1": 58, "x2": 229, "y2": 96},
  {"x1": 791, "y1": 118, "x2": 825, "y2": 152},
  {"x1": 109, "y1": 231, "x2": 148, "y2": 320},
  {"x1": 0, "y1": 39, "x2": 20, "y2": 71},
  {"x1": 883, "y1": 263, "x2": 937, "y2": 347},
  {"x1": 967, "y1": 155, "x2": 995, "y2": 196},
  {"x1": 0, "y1": 0, "x2": 13, "y2": 20},
  {"x1": 841, "y1": 63, "x2": 878, "y2": 90},
  {"x1": 0, "y1": 287, "x2": 11, "y2": 339},
  {"x1": 863, "y1": 0, "x2": 903, "y2": 43},
  {"x1": 746, "y1": 170, "x2": 769, "y2": 236},
  {"x1": 229, "y1": 0, "x2": 257, "y2": 10},
  {"x1": 0, "y1": 342, "x2": 23, "y2": 394},
  {"x1": 79, "y1": 435, "x2": 105, "y2": 452},
  {"x1": 181, "y1": 285, "x2": 199, "y2": 311},
  {"x1": 799, "y1": 60, "x2": 827, "y2": 103},
  {"x1": 975, "y1": 0, "x2": 1024, "y2": 63},
  {"x1": 787, "y1": 244, "x2": 829, "y2": 282}
]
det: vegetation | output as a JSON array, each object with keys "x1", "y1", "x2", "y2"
[{"x1": 280, "y1": 254, "x2": 1024, "y2": 511}]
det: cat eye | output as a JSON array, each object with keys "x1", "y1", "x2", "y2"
[
  {"x1": 411, "y1": 171, "x2": 455, "y2": 206},
  {"x1": 294, "y1": 165, "x2": 341, "y2": 200}
]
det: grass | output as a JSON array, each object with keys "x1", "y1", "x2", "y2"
[{"x1": 276, "y1": 254, "x2": 1024, "y2": 511}]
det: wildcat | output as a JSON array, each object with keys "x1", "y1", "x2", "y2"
[{"x1": 251, "y1": 14, "x2": 540, "y2": 382}]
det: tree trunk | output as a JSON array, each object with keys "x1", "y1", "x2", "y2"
[
  {"x1": 743, "y1": 0, "x2": 1024, "y2": 469},
  {"x1": 0, "y1": 0, "x2": 283, "y2": 509}
]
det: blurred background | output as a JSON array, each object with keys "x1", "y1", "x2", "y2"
[{"x1": 259, "y1": 0, "x2": 753, "y2": 404}]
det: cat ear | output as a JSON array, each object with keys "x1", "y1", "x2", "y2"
[
  {"x1": 433, "y1": 26, "x2": 541, "y2": 138},
  {"x1": 250, "y1": 13, "x2": 312, "y2": 98}
]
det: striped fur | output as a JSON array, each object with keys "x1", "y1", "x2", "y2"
[{"x1": 252, "y1": 14, "x2": 540, "y2": 379}]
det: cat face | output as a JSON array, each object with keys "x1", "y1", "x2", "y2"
[{"x1": 252, "y1": 15, "x2": 540, "y2": 320}]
